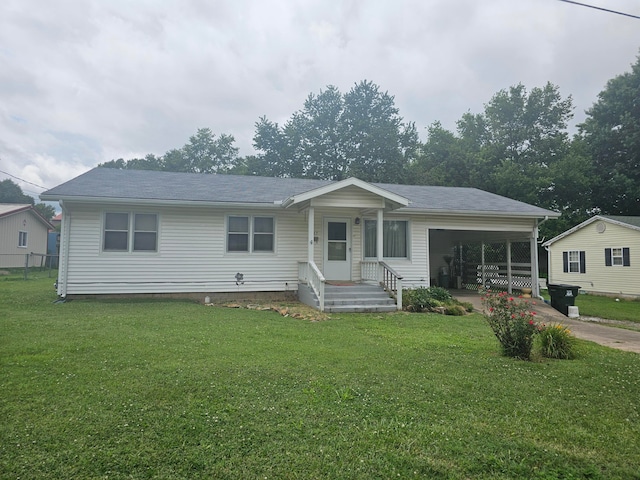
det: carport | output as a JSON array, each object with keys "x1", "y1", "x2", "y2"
[{"x1": 428, "y1": 228, "x2": 539, "y2": 296}]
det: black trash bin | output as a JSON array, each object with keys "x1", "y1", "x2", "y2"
[{"x1": 547, "y1": 284, "x2": 580, "y2": 316}]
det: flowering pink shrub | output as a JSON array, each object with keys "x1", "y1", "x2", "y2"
[{"x1": 481, "y1": 290, "x2": 540, "y2": 360}]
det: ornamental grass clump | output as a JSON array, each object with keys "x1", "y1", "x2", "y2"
[
  {"x1": 481, "y1": 290, "x2": 540, "y2": 360},
  {"x1": 538, "y1": 323, "x2": 576, "y2": 359}
]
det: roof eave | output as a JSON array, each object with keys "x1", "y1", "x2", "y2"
[
  {"x1": 397, "y1": 207, "x2": 560, "y2": 219},
  {"x1": 40, "y1": 195, "x2": 282, "y2": 210}
]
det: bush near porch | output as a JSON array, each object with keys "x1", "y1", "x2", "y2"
[
  {"x1": 402, "y1": 286, "x2": 474, "y2": 315},
  {"x1": 2, "y1": 275, "x2": 640, "y2": 479}
]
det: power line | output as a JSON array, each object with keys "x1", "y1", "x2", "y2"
[
  {"x1": 557, "y1": 0, "x2": 640, "y2": 20},
  {"x1": 0, "y1": 169, "x2": 48, "y2": 190}
]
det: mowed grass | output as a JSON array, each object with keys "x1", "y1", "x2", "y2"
[
  {"x1": 541, "y1": 288, "x2": 640, "y2": 323},
  {"x1": 2, "y1": 276, "x2": 640, "y2": 479},
  {"x1": 576, "y1": 294, "x2": 640, "y2": 323}
]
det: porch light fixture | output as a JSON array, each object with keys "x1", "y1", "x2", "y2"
[{"x1": 355, "y1": 217, "x2": 361, "y2": 225}]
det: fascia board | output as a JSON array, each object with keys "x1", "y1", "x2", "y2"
[
  {"x1": 40, "y1": 195, "x2": 282, "y2": 210},
  {"x1": 397, "y1": 208, "x2": 560, "y2": 219}
]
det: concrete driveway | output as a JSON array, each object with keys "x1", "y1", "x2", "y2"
[{"x1": 454, "y1": 290, "x2": 640, "y2": 354}]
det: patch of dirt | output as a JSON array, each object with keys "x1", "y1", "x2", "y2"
[{"x1": 206, "y1": 301, "x2": 329, "y2": 322}]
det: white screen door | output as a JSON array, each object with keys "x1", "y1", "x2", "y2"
[{"x1": 323, "y1": 218, "x2": 351, "y2": 281}]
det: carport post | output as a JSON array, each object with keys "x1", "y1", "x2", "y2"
[
  {"x1": 507, "y1": 240, "x2": 512, "y2": 294},
  {"x1": 481, "y1": 241, "x2": 486, "y2": 289},
  {"x1": 531, "y1": 228, "x2": 540, "y2": 298}
]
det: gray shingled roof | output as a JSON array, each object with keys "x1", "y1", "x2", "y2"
[
  {"x1": 41, "y1": 167, "x2": 557, "y2": 217},
  {"x1": 601, "y1": 215, "x2": 640, "y2": 229}
]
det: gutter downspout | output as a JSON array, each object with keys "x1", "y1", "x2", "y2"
[
  {"x1": 534, "y1": 216, "x2": 549, "y2": 300},
  {"x1": 58, "y1": 200, "x2": 71, "y2": 298}
]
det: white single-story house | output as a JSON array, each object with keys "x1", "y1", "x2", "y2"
[
  {"x1": 543, "y1": 215, "x2": 640, "y2": 297},
  {"x1": 41, "y1": 168, "x2": 558, "y2": 311},
  {"x1": 0, "y1": 204, "x2": 54, "y2": 268}
]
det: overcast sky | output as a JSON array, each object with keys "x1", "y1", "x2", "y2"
[{"x1": 1, "y1": 0, "x2": 639, "y2": 200}]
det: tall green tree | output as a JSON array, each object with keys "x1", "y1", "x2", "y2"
[
  {"x1": 253, "y1": 81, "x2": 418, "y2": 182},
  {"x1": 0, "y1": 179, "x2": 34, "y2": 204},
  {"x1": 579, "y1": 54, "x2": 640, "y2": 215},
  {"x1": 99, "y1": 129, "x2": 239, "y2": 174},
  {"x1": 458, "y1": 82, "x2": 574, "y2": 206},
  {"x1": 0, "y1": 178, "x2": 57, "y2": 220}
]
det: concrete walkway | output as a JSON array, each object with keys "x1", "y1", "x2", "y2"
[{"x1": 453, "y1": 290, "x2": 640, "y2": 354}]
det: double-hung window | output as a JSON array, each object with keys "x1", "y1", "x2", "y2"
[
  {"x1": 18, "y1": 231, "x2": 28, "y2": 248},
  {"x1": 227, "y1": 216, "x2": 274, "y2": 253},
  {"x1": 103, "y1": 212, "x2": 157, "y2": 252},
  {"x1": 605, "y1": 247, "x2": 630, "y2": 267},
  {"x1": 562, "y1": 250, "x2": 585, "y2": 273},
  {"x1": 364, "y1": 219, "x2": 408, "y2": 258}
]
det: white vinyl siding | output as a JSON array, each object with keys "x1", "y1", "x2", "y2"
[
  {"x1": 61, "y1": 204, "x2": 305, "y2": 294},
  {"x1": 58, "y1": 200, "x2": 541, "y2": 296}
]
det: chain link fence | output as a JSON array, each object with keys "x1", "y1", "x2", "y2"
[{"x1": 0, "y1": 253, "x2": 59, "y2": 279}]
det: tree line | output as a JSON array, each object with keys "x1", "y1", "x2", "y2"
[{"x1": 91, "y1": 54, "x2": 638, "y2": 239}]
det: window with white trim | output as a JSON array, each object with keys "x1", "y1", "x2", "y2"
[
  {"x1": 227, "y1": 216, "x2": 274, "y2": 253},
  {"x1": 364, "y1": 219, "x2": 408, "y2": 258},
  {"x1": 562, "y1": 250, "x2": 585, "y2": 273},
  {"x1": 103, "y1": 212, "x2": 157, "y2": 252},
  {"x1": 605, "y1": 247, "x2": 630, "y2": 267},
  {"x1": 18, "y1": 231, "x2": 28, "y2": 248}
]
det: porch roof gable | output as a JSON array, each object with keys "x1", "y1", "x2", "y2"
[{"x1": 281, "y1": 177, "x2": 409, "y2": 209}]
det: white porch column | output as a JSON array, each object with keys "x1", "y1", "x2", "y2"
[
  {"x1": 507, "y1": 239, "x2": 512, "y2": 294},
  {"x1": 376, "y1": 209, "x2": 384, "y2": 260},
  {"x1": 531, "y1": 226, "x2": 540, "y2": 298},
  {"x1": 377, "y1": 208, "x2": 384, "y2": 282},
  {"x1": 308, "y1": 206, "x2": 315, "y2": 264}
]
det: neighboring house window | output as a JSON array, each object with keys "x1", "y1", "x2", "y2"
[
  {"x1": 562, "y1": 250, "x2": 585, "y2": 273},
  {"x1": 364, "y1": 219, "x2": 408, "y2": 258},
  {"x1": 103, "y1": 212, "x2": 157, "y2": 252},
  {"x1": 605, "y1": 247, "x2": 630, "y2": 267},
  {"x1": 227, "y1": 216, "x2": 274, "y2": 253},
  {"x1": 18, "y1": 231, "x2": 27, "y2": 248}
]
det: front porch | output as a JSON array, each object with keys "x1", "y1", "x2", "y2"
[{"x1": 298, "y1": 261, "x2": 403, "y2": 313}]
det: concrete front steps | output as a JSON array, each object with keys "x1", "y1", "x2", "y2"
[{"x1": 299, "y1": 283, "x2": 398, "y2": 313}]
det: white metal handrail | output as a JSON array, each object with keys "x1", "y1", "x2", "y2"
[
  {"x1": 299, "y1": 261, "x2": 326, "y2": 311},
  {"x1": 380, "y1": 261, "x2": 403, "y2": 311}
]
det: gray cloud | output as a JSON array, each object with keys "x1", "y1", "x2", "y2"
[{"x1": 1, "y1": 0, "x2": 639, "y2": 199}]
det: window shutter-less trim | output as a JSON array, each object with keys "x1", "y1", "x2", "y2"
[
  {"x1": 579, "y1": 251, "x2": 586, "y2": 274},
  {"x1": 562, "y1": 251, "x2": 568, "y2": 273},
  {"x1": 605, "y1": 248, "x2": 612, "y2": 266},
  {"x1": 623, "y1": 247, "x2": 630, "y2": 267}
]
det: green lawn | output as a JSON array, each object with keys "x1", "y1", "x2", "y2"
[
  {"x1": 541, "y1": 289, "x2": 640, "y2": 323},
  {"x1": 2, "y1": 275, "x2": 640, "y2": 479}
]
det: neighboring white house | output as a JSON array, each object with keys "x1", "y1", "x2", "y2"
[
  {"x1": 0, "y1": 204, "x2": 54, "y2": 268},
  {"x1": 543, "y1": 215, "x2": 640, "y2": 297},
  {"x1": 40, "y1": 168, "x2": 558, "y2": 310}
]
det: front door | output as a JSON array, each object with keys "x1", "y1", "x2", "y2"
[{"x1": 323, "y1": 218, "x2": 351, "y2": 281}]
